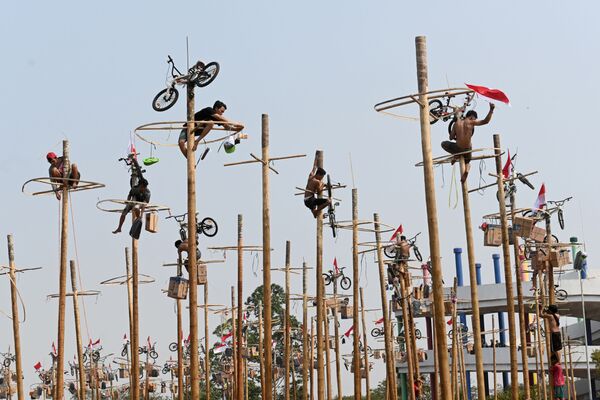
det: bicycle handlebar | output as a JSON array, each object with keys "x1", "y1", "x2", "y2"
[{"x1": 547, "y1": 196, "x2": 573, "y2": 205}]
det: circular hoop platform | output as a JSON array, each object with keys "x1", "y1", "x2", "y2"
[
  {"x1": 135, "y1": 121, "x2": 245, "y2": 148},
  {"x1": 335, "y1": 220, "x2": 395, "y2": 233},
  {"x1": 100, "y1": 274, "x2": 155, "y2": 285},
  {"x1": 47, "y1": 290, "x2": 100, "y2": 299},
  {"x1": 22, "y1": 177, "x2": 105, "y2": 196},
  {"x1": 374, "y1": 88, "x2": 474, "y2": 119},
  {"x1": 96, "y1": 199, "x2": 170, "y2": 213},
  {"x1": 414, "y1": 147, "x2": 502, "y2": 167}
]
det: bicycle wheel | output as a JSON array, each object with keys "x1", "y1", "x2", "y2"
[
  {"x1": 199, "y1": 217, "x2": 218, "y2": 237},
  {"x1": 121, "y1": 347, "x2": 128, "y2": 357},
  {"x1": 83, "y1": 354, "x2": 87, "y2": 363},
  {"x1": 366, "y1": 346, "x2": 373, "y2": 355},
  {"x1": 371, "y1": 328, "x2": 381, "y2": 338},
  {"x1": 138, "y1": 347, "x2": 144, "y2": 355},
  {"x1": 169, "y1": 343, "x2": 178, "y2": 352},
  {"x1": 162, "y1": 367, "x2": 169, "y2": 375},
  {"x1": 555, "y1": 289, "x2": 568, "y2": 301},
  {"x1": 340, "y1": 276, "x2": 352, "y2": 290},
  {"x1": 415, "y1": 328, "x2": 422, "y2": 340},
  {"x1": 447, "y1": 119, "x2": 456, "y2": 137},
  {"x1": 322, "y1": 274, "x2": 332, "y2": 286},
  {"x1": 447, "y1": 329, "x2": 454, "y2": 340},
  {"x1": 150, "y1": 350, "x2": 159, "y2": 360},
  {"x1": 428, "y1": 100, "x2": 443, "y2": 124},
  {"x1": 195, "y1": 62, "x2": 220, "y2": 87},
  {"x1": 544, "y1": 234, "x2": 559, "y2": 244},
  {"x1": 152, "y1": 87, "x2": 179, "y2": 112},
  {"x1": 329, "y1": 211, "x2": 337, "y2": 238},
  {"x1": 558, "y1": 209, "x2": 565, "y2": 230},
  {"x1": 413, "y1": 247, "x2": 423, "y2": 262},
  {"x1": 3, "y1": 359, "x2": 10, "y2": 368},
  {"x1": 383, "y1": 245, "x2": 396, "y2": 259},
  {"x1": 92, "y1": 351, "x2": 100, "y2": 362}
]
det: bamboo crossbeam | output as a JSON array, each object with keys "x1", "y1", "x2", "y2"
[
  {"x1": 96, "y1": 199, "x2": 170, "y2": 213},
  {"x1": 374, "y1": 88, "x2": 473, "y2": 112},
  {"x1": 414, "y1": 148, "x2": 503, "y2": 167},
  {"x1": 207, "y1": 246, "x2": 266, "y2": 251},
  {"x1": 22, "y1": 177, "x2": 105, "y2": 196},
  {"x1": 100, "y1": 274, "x2": 155, "y2": 285},
  {"x1": 162, "y1": 259, "x2": 225, "y2": 267},
  {"x1": 47, "y1": 290, "x2": 101, "y2": 298},
  {"x1": 0, "y1": 266, "x2": 42, "y2": 276},
  {"x1": 225, "y1": 154, "x2": 305, "y2": 168}
]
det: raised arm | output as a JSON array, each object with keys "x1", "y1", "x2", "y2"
[
  {"x1": 473, "y1": 103, "x2": 495, "y2": 126},
  {"x1": 211, "y1": 114, "x2": 244, "y2": 131}
]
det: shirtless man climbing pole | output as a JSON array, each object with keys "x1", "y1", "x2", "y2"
[
  {"x1": 304, "y1": 158, "x2": 331, "y2": 218},
  {"x1": 441, "y1": 103, "x2": 495, "y2": 183},
  {"x1": 541, "y1": 304, "x2": 562, "y2": 359},
  {"x1": 47, "y1": 152, "x2": 81, "y2": 200}
]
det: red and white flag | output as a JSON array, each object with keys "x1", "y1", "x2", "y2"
[
  {"x1": 333, "y1": 258, "x2": 339, "y2": 274},
  {"x1": 123, "y1": 334, "x2": 128, "y2": 344},
  {"x1": 52, "y1": 342, "x2": 57, "y2": 356},
  {"x1": 213, "y1": 343, "x2": 228, "y2": 354},
  {"x1": 34, "y1": 361, "x2": 42, "y2": 371},
  {"x1": 465, "y1": 83, "x2": 510, "y2": 105},
  {"x1": 221, "y1": 332, "x2": 233, "y2": 343},
  {"x1": 375, "y1": 317, "x2": 384, "y2": 325},
  {"x1": 390, "y1": 224, "x2": 403, "y2": 242},
  {"x1": 147, "y1": 336, "x2": 152, "y2": 348},
  {"x1": 185, "y1": 334, "x2": 191, "y2": 345},
  {"x1": 447, "y1": 318, "x2": 453, "y2": 326},
  {"x1": 128, "y1": 134, "x2": 137, "y2": 158},
  {"x1": 343, "y1": 326, "x2": 354, "y2": 338},
  {"x1": 92, "y1": 338, "x2": 101, "y2": 347},
  {"x1": 502, "y1": 150, "x2": 513, "y2": 179},
  {"x1": 533, "y1": 183, "x2": 546, "y2": 211}
]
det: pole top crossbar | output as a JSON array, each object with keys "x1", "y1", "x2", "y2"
[
  {"x1": 47, "y1": 290, "x2": 101, "y2": 299},
  {"x1": 22, "y1": 178, "x2": 105, "y2": 196},
  {"x1": 414, "y1": 148, "x2": 503, "y2": 167},
  {"x1": 0, "y1": 266, "x2": 42, "y2": 276},
  {"x1": 134, "y1": 120, "x2": 245, "y2": 147},
  {"x1": 100, "y1": 274, "x2": 155, "y2": 285},
  {"x1": 96, "y1": 199, "x2": 171, "y2": 214}
]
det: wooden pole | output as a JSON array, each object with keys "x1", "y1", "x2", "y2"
[
  {"x1": 56, "y1": 140, "x2": 70, "y2": 400},
  {"x1": 544, "y1": 214, "x2": 556, "y2": 400},
  {"x1": 302, "y1": 262, "x2": 309, "y2": 400},
  {"x1": 7, "y1": 236, "x2": 24, "y2": 400},
  {"x1": 324, "y1": 304, "x2": 332, "y2": 400},
  {"x1": 204, "y1": 282, "x2": 210, "y2": 400},
  {"x1": 231, "y1": 286, "x2": 238, "y2": 400},
  {"x1": 458, "y1": 157, "x2": 485, "y2": 398},
  {"x1": 373, "y1": 213, "x2": 397, "y2": 400},
  {"x1": 125, "y1": 247, "x2": 134, "y2": 389},
  {"x1": 176, "y1": 296, "x2": 184, "y2": 400},
  {"x1": 399, "y1": 271, "x2": 415, "y2": 400},
  {"x1": 405, "y1": 272, "x2": 420, "y2": 381},
  {"x1": 258, "y1": 304, "x2": 266, "y2": 400},
  {"x1": 359, "y1": 288, "x2": 371, "y2": 400},
  {"x1": 351, "y1": 189, "x2": 361, "y2": 399},
  {"x1": 492, "y1": 316, "x2": 497, "y2": 400},
  {"x1": 451, "y1": 280, "x2": 459, "y2": 400},
  {"x1": 284, "y1": 241, "x2": 292, "y2": 400},
  {"x1": 414, "y1": 36, "x2": 452, "y2": 400},
  {"x1": 509, "y1": 191, "x2": 531, "y2": 399},
  {"x1": 309, "y1": 320, "x2": 315, "y2": 400},
  {"x1": 144, "y1": 351, "x2": 150, "y2": 400},
  {"x1": 185, "y1": 79, "x2": 201, "y2": 400},
  {"x1": 237, "y1": 215, "x2": 244, "y2": 400},
  {"x1": 131, "y1": 219, "x2": 141, "y2": 400},
  {"x1": 535, "y1": 275, "x2": 547, "y2": 400},
  {"x1": 69, "y1": 260, "x2": 86, "y2": 400},
  {"x1": 314, "y1": 150, "x2": 325, "y2": 400},
  {"x1": 492, "y1": 134, "x2": 519, "y2": 399},
  {"x1": 331, "y1": 281, "x2": 342, "y2": 399},
  {"x1": 261, "y1": 114, "x2": 274, "y2": 400}
]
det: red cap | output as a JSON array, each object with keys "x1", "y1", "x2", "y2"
[{"x1": 46, "y1": 152, "x2": 57, "y2": 160}]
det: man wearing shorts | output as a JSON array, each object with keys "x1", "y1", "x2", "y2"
[
  {"x1": 113, "y1": 178, "x2": 151, "y2": 234},
  {"x1": 178, "y1": 100, "x2": 244, "y2": 159},
  {"x1": 304, "y1": 160, "x2": 331, "y2": 218},
  {"x1": 441, "y1": 103, "x2": 495, "y2": 183},
  {"x1": 47, "y1": 152, "x2": 81, "y2": 200},
  {"x1": 542, "y1": 304, "x2": 562, "y2": 356}
]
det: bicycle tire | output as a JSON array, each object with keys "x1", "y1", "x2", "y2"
[
  {"x1": 3, "y1": 359, "x2": 10, "y2": 368},
  {"x1": 413, "y1": 246, "x2": 423, "y2": 262},
  {"x1": 322, "y1": 274, "x2": 332, "y2": 286},
  {"x1": 121, "y1": 347, "x2": 128, "y2": 357},
  {"x1": 330, "y1": 211, "x2": 337, "y2": 238},
  {"x1": 149, "y1": 350, "x2": 159, "y2": 360},
  {"x1": 383, "y1": 245, "x2": 396, "y2": 259},
  {"x1": 544, "y1": 234, "x2": 559, "y2": 244},
  {"x1": 340, "y1": 276, "x2": 352, "y2": 290},
  {"x1": 555, "y1": 289, "x2": 568, "y2": 301},
  {"x1": 371, "y1": 328, "x2": 382, "y2": 338},
  {"x1": 447, "y1": 329, "x2": 454, "y2": 340},
  {"x1": 447, "y1": 119, "x2": 456, "y2": 136},
  {"x1": 558, "y1": 209, "x2": 565, "y2": 230},
  {"x1": 162, "y1": 367, "x2": 169, "y2": 375},
  {"x1": 428, "y1": 100, "x2": 443, "y2": 124},
  {"x1": 199, "y1": 217, "x2": 218, "y2": 237},
  {"x1": 195, "y1": 62, "x2": 220, "y2": 88},
  {"x1": 83, "y1": 354, "x2": 87, "y2": 363},
  {"x1": 92, "y1": 351, "x2": 100, "y2": 362},
  {"x1": 138, "y1": 347, "x2": 144, "y2": 355},
  {"x1": 169, "y1": 343, "x2": 178, "y2": 352},
  {"x1": 366, "y1": 346, "x2": 372, "y2": 355},
  {"x1": 152, "y1": 88, "x2": 179, "y2": 112},
  {"x1": 415, "y1": 328, "x2": 422, "y2": 340}
]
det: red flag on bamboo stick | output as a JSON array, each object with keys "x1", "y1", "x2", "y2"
[
  {"x1": 34, "y1": 362, "x2": 42, "y2": 371},
  {"x1": 502, "y1": 150, "x2": 513, "y2": 179},
  {"x1": 390, "y1": 224, "x2": 403, "y2": 242},
  {"x1": 533, "y1": 183, "x2": 546, "y2": 211},
  {"x1": 465, "y1": 83, "x2": 510, "y2": 104}
]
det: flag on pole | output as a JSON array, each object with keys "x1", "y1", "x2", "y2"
[
  {"x1": 92, "y1": 338, "x2": 101, "y2": 347},
  {"x1": 343, "y1": 326, "x2": 354, "y2": 338},
  {"x1": 447, "y1": 318, "x2": 453, "y2": 326},
  {"x1": 221, "y1": 331, "x2": 233, "y2": 343},
  {"x1": 123, "y1": 334, "x2": 128, "y2": 344},
  {"x1": 128, "y1": 133, "x2": 137, "y2": 158},
  {"x1": 502, "y1": 150, "x2": 513, "y2": 179},
  {"x1": 333, "y1": 257, "x2": 339, "y2": 274},
  {"x1": 375, "y1": 317, "x2": 384, "y2": 325},
  {"x1": 213, "y1": 343, "x2": 227, "y2": 354},
  {"x1": 52, "y1": 342, "x2": 57, "y2": 356},
  {"x1": 533, "y1": 183, "x2": 546, "y2": 211},
  {"x1": 465, "y1": 83, "x2": 510, "y2": 105},
  {"x1": 34, "y1": 362, "x2": 42, "y2": 371},
  {"x1": 390, "y1": 224, "x2": 403, "y2": 242}
]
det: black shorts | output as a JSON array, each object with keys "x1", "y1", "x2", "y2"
[
  {"x1": 304, "y1": 197, "x2": 328, "y2": 210},
  {"x1": 551, "y1": 331, "x2": 562, "y2": 352},
  {"x1": 441, "y1": 141, "x2": 472, "y2": 163}
]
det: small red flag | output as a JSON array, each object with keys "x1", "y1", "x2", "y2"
[
  {"x1": 502, "y1": 150, "x2": 513, "y2": 179},
  {"x1": 465, "y1": 83, "x2": 510, "y2": 104},
  {"x1": 34, "y1": 362, "x2": 42, "y2": 371},
  {"x1": 390, "y1": 224, "x2": 404, "y2": 242}
]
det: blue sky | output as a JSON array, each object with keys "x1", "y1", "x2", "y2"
[{"x1": 1, "y1": 0, "x2": 599, "y2": 392}]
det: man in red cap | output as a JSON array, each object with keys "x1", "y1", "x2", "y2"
[{"x1": 46, "y1": 152, "x2": 80, "y2": 200}]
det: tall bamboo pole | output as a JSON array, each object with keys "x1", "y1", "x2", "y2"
[
  {"x1": 131, "y1": 220, "x2": 141, "y2": 400},
  {"x1": 351, "y1": 189, "x2": 361, "y2": 399},
  {"x1": 231, "y1": 286, "x2": 237, "y2": 400},
  {"x1": 69, "y1": 261, "x2": 86, "y2": 400},
  {"x1": 261, "y1": 114, "x2": 274, "y2": 400},
  {"x1": 324, "y1": 305, "x2": 332, "y2": 400},
  {"x1": 314, "y1": 150, "x2": 325, "y2": 400},
  {"x1": 302, "y1": 262, "x2": 309, "y2": 400},
  {"x1": 544, "y1": 214, "x2": 556, "y2": 400},
  {"x1": 332, "y1": 281, "x2": 342, "y2": 399},
  {"x1": 7, "y1": 236, "x2": 24, "y2": 400},
  {"x1": 458, "y1": 157, "x2": 485, "y2": 398},
  {"x1": 56, "y1": 140, "x2": 70, "y2": 400},
  {"x1": 359, "y1": 288, "x2": 371, "y2": 400},
  {"x1": 176, "y1": 295, "x2": 183, "y2": 400},
  {"x1": 535, "y1": 274, "x2": 547, "y2": 400},
  {"x1": 125, "y1": 248, "x2": 134, "y2": 389},
  {"x1": 509, "y1": 190, "x2": 531, "y2": 399},
  {"x1": 185, "y1": 78, "x2": 200, "y2": 400},
  {"x1": 258, "y1": 304, "x2": 266, "y2": 400},
  {"x1": 237, "y1": 215, "x2": 244, "y2": 400},
  {"x1": 492, "y1": 134, "x2": 519, "y2": 399},
  {"x1": 204, "y1": 282, "x2": 210, "y2": 400},
  {"x1": 414, "y1": 36, "x2": 451, "y2": 400},
  {"x1": 284, "y1": 241, "x2": 291, "y2": 400},
  {"x1": 399, "y1": 271, "x2": 415, "y2": 400},
  {"x1": 310, "y1": 320, "x2": 315, "y2": 400},
  {"x1": 492, "y1": 316, "x2": 497, "y2": 400},
  {"x1": 373, "y1": 213, "x2": 397, "y2": 400},
  {"x1": 405, "y1": 272, "x2": 420, "y2": 381}
]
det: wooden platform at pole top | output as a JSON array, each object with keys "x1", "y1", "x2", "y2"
[{"x1": 22, "y1": 177, "x2": 105, "y2": 196}]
